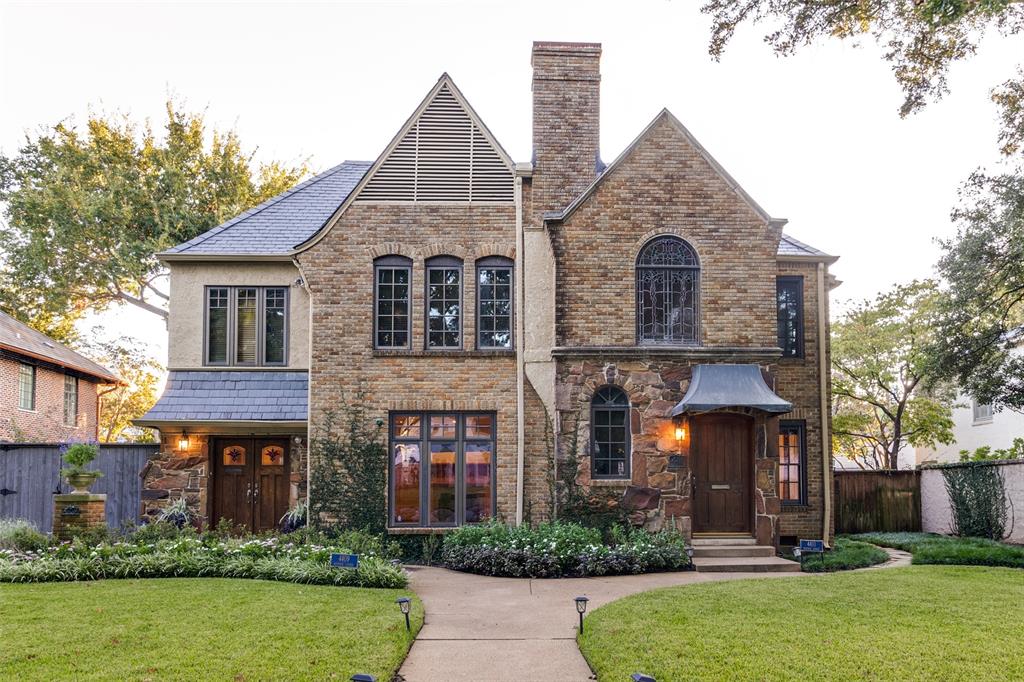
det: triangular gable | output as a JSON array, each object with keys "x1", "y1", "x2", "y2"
[{"x1": 547, "y1": 109, "x2": 786, "y2": 229}]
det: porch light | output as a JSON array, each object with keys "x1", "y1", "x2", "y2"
[
  {"x1": 674, "y1": 426, "x2": 686, "y2": 441},
  {"x1": 574, "y1": 596, "x2": 589, "y2": 634},
  {"x1": 396, "y1": 596, "x2": 412, "y2": 631},
  {"x1": 178, "y1": 432, "x2": 189, "y2": 452},
  {"x1": 631, "y1": 674, "x2": 657, "y2": 682}
]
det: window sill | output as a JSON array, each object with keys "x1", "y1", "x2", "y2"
[
  {"x1": 387, "y1": 526, "x2": 458, "y2": 535},
  {"x1": 17, "y1": 408, "x2": 37, "y2": 414},
  {"x1": 781, "y1": 504, "x2": 811, "y2": 512},
  {"x1": 589, "y1": 478, "x2": 632, "y2": 487},
  {"x1": 373, "y1": 349, "x2": 515, "y2": 358},
  {"x1": 972, "y1": 419, "x2": 994, "y2": 426}
]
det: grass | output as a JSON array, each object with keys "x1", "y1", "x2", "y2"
[
  {"x1": 578, "y1": 566, "x2": 1024, "y2": 681},
  {"x1": 0, "y1": 578, "x2": 422, "y2": 681},
  {"x1": 851, "y1": 532, "x2": 1024, "y2": 568},
  {"x1": 785, "y1": 537, "x2": 889, "y2": 572}
]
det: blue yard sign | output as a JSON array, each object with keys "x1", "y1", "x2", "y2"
[
  {"x1": 799, "y1": 539, "x2": 825, "y2": 553},
  {"x1": 330, "y1": 553, "x2": 359, "y2": 569}
]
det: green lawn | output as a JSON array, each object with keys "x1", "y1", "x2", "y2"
[
  {"x1": 578, "y1": 566, "x2": 1024, "y2": 681},
  {"x1": 851, "y1": 532, "x2": 1024, "y2": 568},
  {"x1": 0, "y1": 578, "x2": 422, "y2": 681}
]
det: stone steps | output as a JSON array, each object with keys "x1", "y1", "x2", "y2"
[
  {"x1": 691, "y1": 536, "x2": 758, "y2": 546},
  {"x1": 692, "y1": 556, "x2": 802, "y2": 573},
  {"x1": 691, "y1": 545, "x2": 776, "y2": 558}
]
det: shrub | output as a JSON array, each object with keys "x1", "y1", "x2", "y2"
[
  {"x1": 0, "y1": 519, "x2": 48, "y2": 552},
  {"x1": 794, "y1": 538, "x2": 889, "y2": 572},
  {"x1": 156, "y1": 498, "x2": 193, "y2": 529},
  {"x1": 940, "y1": 462, "x2": 1009, "y2": 539}
]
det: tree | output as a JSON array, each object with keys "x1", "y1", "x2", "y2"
[
  {"x1": 82, "y1": 332, "x2": 162, "y2": 443},
  {"x1": 0, "y1": 101, "x2": 308, "y2": 330},
  {"x1": 702, "y1": 0, "x2": 1024, "y2": 138},
  {"x1": 832, "y1": 280, "x2": 955, "y2": 469}
]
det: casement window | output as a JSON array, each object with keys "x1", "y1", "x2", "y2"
[
  {"x1": 637, "y1": 236, "x2": 700, "y2": 345},
  {"x1": 591, "y1": 385, "x2": 631, "y2": 479},
  {"x1": 17, "y1": 363, "x2": 35, "y2": 411},
  {"x1": 777, "y1": 276, "x2": 805, "y2": 358},
  {"x1": 375, "y1": 256, "x2": 412, "y2": 349},
  {"x1": 778, "y1": 421, "x2": 807, "y2": 505},
  {"x1": 972, "y1": 399, "x2": 994, "y2": 424},
  {"x1": 389, "y1": 412, "x2": 496, "y2": 527},
  {"x1": 425, "y1": 256, "x2": 463, "y2": 349},
  {"x1": 63, "y1": 374, "x2": 79, "y2": 426},
  {"x1": 476, "y1": 257, "x2": 513, "y2": 349},
  {"x1": 205, "y1": 286, "x2": 289, "y2": 366}
]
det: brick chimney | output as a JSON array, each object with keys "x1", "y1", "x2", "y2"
[{"x1": 531, "y1": 41, "x2": 602, "y2": 214}]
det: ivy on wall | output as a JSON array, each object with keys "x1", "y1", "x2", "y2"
[{"x1": 940, "y1": 462, "x2": 1010, "y2": 540}]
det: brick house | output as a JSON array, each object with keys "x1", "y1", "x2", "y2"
[
  {"x1": 139, "y1": 42, "x2": 838, "y2": 546},
  {"x1": 0, "y1": 311, "x2": 120, "y2": 442}
]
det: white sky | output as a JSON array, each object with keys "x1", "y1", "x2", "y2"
[{"x1": 1, "y1": 0, "x2": 1021, "y2": 369}]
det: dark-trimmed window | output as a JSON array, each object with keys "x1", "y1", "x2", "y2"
[
  {"x1": 205, "y1": 286, "x2": 288, "y2": 366},
  {"x1": 777, "y1": 276, "x2": 804, "y2": 358},
  {"x1": 477, "y1": 256, "x2": 513, "y2": 349},
  {"x1": 426, "y1": 256, "x2": 462, "y2": 349},
  {"x1": 389, "y1": 412, "x2": 497, "y2": 527},
  {"x1": 18, "y1": 363, "x2": 35, "y2": 411},
  {"x1": 591, "y1": 385, "x2": 631, "y2": 478},
  {"x1": 778, "y1": 421, "x2": 806, "y2": 505},
  {"x1": 374, "y1": 255, "x2": 412, "y2": 348},
  {"x1": 63, "y1": 374, "x2": 78, "y2": 426},
  {"x1": 637, "y1": 236, "x2": 700, "y2": 345}
]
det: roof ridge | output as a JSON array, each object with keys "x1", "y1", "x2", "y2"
[{"x1": 164, "y1": 160, "x2": 372, "y2": 254}]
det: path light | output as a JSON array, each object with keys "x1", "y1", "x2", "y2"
[
  {"x1": 574, "y1": 596, "x2": 590, "y2": 634},
  {"x1": 686, "y1": 546, "x2": 694, "y2": 561},
  {"x1": 350, "y1": 675, "x2": 376, "y2": 682},
  {"x1": 396, "y1": 596, "x2": 412, "y2": 631},
  {"x1": 631, "y1": 674, "x2": 656, "y2": 682}
]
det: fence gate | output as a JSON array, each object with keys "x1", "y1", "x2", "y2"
[
  {"x1": 834, "y1": 470, "x2": 921, "y2": 534},
  {"x1": 0, "y1": 444, "x2": 157, "y2": 531}
]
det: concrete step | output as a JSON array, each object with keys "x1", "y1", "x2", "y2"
[
  {"x1": 692, "y1": 556, "x2": 802, "y2": 573},
  {"x1": 691, "y1": 545, "x2": 776, "y2": 558},
  {"x1": 691, "y1": 536, "x2": 758, "y2": 546}
]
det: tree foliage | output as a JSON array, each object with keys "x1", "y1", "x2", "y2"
[
  {"x1": 702, "y1": 0, "x2": 1024, "y2": 135},
  {"x1": 82, "y1": 331, "x2": 162, "y2": 443},
  {"x1": 0, "y1": 101, "x2": 308, "y2": 328},
  {"x1": 832, "y1": 280, "x2": 955, "y2": 469}
]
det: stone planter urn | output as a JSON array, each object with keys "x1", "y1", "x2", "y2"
[{"x1": 65, "y1": 470, "x2": 102, "y2": 494}]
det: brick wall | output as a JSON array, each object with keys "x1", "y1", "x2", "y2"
[{"x1": 0, "y1": 355, "x2": 100, "y2": 442}]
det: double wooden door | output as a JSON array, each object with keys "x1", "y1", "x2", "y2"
[
  {"x1": 691, "y1": 414, "x2": 753, "y2": 534},
  {"x1": 212, "y1": 437, "x2": 289, "y2": 533}
]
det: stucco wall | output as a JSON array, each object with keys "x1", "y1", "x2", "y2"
[
  {"x1": 921, "y1": 461, "x2": 1024, "y2": 543},
  {"x1": 167, "y1": 261, "x2": 309, "y2": 369},
  {"x1": 917, "y1": 396, "x2": 1024, "y2": 465}
]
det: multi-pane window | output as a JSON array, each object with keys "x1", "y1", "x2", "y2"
[
  {"x1": 63, "y1": 374, "x2": 78, "y2": 426},
  {"x1": 477, "y1": 257, "x2": 513, "y2": 349},
  {"x1": 972, "y1": 400, "x2": 994, "y2": 424},
  {"x1": 777, "y1": 276, "x2": 804, "y2": 358},
  {"x1": 389, "y1": 412, "x2": 496, "y2": 527},
  {"x1": 426, "y1": 256, "x2": 462, "y2": 349},
  {"x1": 17, "y1": 363, "x2": 35, "y2": 410},
  {"x1": 778, "y1": 421, "x2": 806, "y2": 505},
  {"x1": 591, "y1": 386, "x2": 631, "y2": 478},
  {"x1": 375, "y1": 256, "x2": 412, "y2": 348},
  {"x1": 205, "y1": 287, "x2": 288, "y2": 366},
  {"x1": 637, "y1": 236, "x2": 700, "y2": 345}
]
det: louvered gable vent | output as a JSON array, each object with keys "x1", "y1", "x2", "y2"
[{"x1": 357, "y1": 82, "x2": 514, "y2": 203}]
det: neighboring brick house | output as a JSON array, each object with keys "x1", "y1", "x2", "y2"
[
  {"x1": 0, "y1": 312, "x2": 120, "y2": 442},
  {"x1": 139, "y1": 42, "x2": 838, "y2": 546}
]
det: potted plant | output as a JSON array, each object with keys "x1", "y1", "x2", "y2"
[{"x1": 60, "y1": 442, "x2": 103, "y2": 493}]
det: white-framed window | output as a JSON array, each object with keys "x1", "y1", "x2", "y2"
[
  {"x1": 972, "y1": 400, "x2": 994, "y2": 424},
  {"x1": 63, "y1": 374, "x2": 79, "y2": 426},
  {"x1": 18, "y1": 363, "x2": 35, "y2": 411}
]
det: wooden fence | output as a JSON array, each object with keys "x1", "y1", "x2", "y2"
[
  {"x1": 834, "y1": 470, "x2": 921, "y2": 534},
  {"x1": 0, "y1": 443, "x2": 157, "y2": 531}
]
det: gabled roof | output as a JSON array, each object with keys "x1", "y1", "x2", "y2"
[
  {"x1": 0, "y1": 311, "x2": 120, "y2": 383},
  {"x1": 135, "y1": 370, "x2": 307, "y2": 424},
  {"x1": 545, "y1": 108, "x2": 784, "y2": 228},
  {"x1": 159, "y1": 160, "x2": 371, "y2": 259}
]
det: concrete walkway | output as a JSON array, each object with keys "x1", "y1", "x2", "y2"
[{"x1": 397, "y1": 566, "x2": 802, "y2": 681}]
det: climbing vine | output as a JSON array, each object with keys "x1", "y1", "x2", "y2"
[{"x1": 940, "y1": 462, "x2": 1011, "y2": 540}]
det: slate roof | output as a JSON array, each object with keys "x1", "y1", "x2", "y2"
[
  {"x1": 0, "y1": 311, "x2": 120, "y2": 383},
  {"x1": 161, "y1": 161, "x2": 372, "y2": 256},
  {"x1": 778, "y1": 233, "x2": 836, "y2": 261},
  {"x1": 137, "y1": 371, "x2": 308, "y2": 423}
]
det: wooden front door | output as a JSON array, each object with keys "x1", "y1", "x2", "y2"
[
  {"x1": 212, "y1": 437, "x2": 289, "y2": 533},
  {"x1": 692, "y1": 414, "x2": 753, "y2": 534}
]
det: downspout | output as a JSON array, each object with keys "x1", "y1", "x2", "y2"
[
  {"x1": 515, "y1": 174, "x2": 526, "y2": 526},
  {"x1": 292, "y1": 256, "x2": 314, "y2": 516},
  {"x1": 817, "y1": 262, "x2": 832, "y2": 546}
]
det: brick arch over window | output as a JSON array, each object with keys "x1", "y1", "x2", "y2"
[{"x1": 636, "y1": 235, "x2": 700, "y2": 345}]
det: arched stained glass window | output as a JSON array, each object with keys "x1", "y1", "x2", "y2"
[
  {"x1": 590, "y1": 385, "x2": 631, "y2": 479},
  {"x1": 636, "y1": 236, "x2": 700, "y2": 344}
]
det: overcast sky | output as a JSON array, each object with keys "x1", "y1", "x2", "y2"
[{"x1": 1, "y1": 0, "x2": 1020, "y2": 367}]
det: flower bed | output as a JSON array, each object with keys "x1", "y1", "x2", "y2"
[
  {"x1": 441, "y1": 521, "x2": 692, "y2": 578},
  {"x1": 0, "y1": 522, "x2": 407, "y2": 588}
]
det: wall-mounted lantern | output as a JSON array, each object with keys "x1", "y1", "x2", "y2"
[{"x1": 178, "y1": 432, "x2": 190, "y2": 452}]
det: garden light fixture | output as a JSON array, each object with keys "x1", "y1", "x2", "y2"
[
  {"x1": 396, "y1": 596, "x2": 412, "y2": 631},
  {"x1": 574, "y1": 596, "x2": 589, "y2": 634},
  {"x1": 350, "y1": 675, "x2": 376, "y2": 682},
  {"x1": 631, "y1": 674, "x2": 656, "y2": 682}
]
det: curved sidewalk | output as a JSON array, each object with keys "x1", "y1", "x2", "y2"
[{"x1": 397, "y1": 566, "x2": 803, "y2": 682}]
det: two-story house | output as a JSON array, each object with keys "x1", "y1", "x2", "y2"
[{"x1": 138, "y1": 42, "x2": 838, "y2": 546}]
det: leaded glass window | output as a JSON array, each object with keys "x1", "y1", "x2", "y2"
[
  {"x1": 206, "y1": 287, "x2": 229, "y2": 364},
  {"x1": 636, "y1": 236, "x2": 699, "y2": 344},
  {"x1": 375, "y1": 256, "x2": 412, "y2": 349},
  {"x1": 264, "y1": 287, "x2": 287, "y2": 364},
  {"x1": 205, "y1": 287, "x2": 289, "y2": 365},
  {"x1": 777, "y1": 276, "x2": 804, "y2": 358},
  {"x1": 591, "y1": 385, "x2": 631, "y2": 479},
  {"x1": 18, "y1": 363, "x2": 35, "y2": 411},
  {"x1": 477, "y1": 256, "x2": 513, "y2": 349},
  {"x1": 426, "y1": 256, "x2": 462, "y2": 349},
  {"x1": 63, "y1": 374, "x2": 78, "y2": 426},
  {"x1": 778, "y1": 421, "x2": 806, "y2": 505}
]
